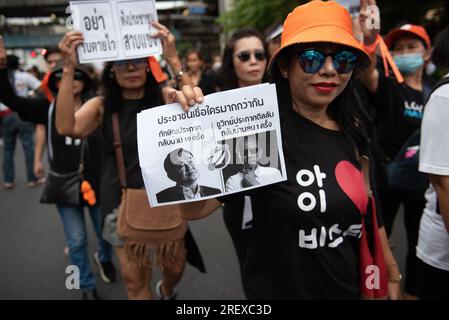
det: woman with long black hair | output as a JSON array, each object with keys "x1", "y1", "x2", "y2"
[
  {"x1": 175, "y1": 0, "x2": 401, "y2": 299},
  {"x1": 214, "y1": 28, "x2": 269, "y2": 291},
  {"x1": 54, "y1": 22, "x2": 204, "y2": 300}
]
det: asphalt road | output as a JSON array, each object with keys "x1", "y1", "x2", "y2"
[{"x1": 0, "y1": 142, "x2": 407, "y2": 300}]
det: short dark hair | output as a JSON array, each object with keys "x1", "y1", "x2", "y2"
[
  {"x1": 432, "y1": 27, "x2": 449, "y2": 68},
  {"x1": 43, "y1": 47, "x2": 61, "y2": 62},
  {"x1": 163, "y1": 148, "x2": 194, "y2": 181}
]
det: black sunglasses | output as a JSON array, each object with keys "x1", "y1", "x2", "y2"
[
  {"x1": 54, "y1": 70, "x2": 86, "y2": 81},
  {"x1": 235, "y1": 50, "x2": 267, "y2": 62},
  {"x1": 297, "y1": 49, "x2": 358, "y2": 74},
  {"x1": 113, "y1": 58, "x2": 147, "y2": 70}
]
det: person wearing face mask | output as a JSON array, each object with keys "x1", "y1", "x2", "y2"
[
  {"x1": 359, "y1": 14, "x2": 432, "y2": 299},
  {"x1": 211, "y1": 52, "x2": 222, "y2": 73}
]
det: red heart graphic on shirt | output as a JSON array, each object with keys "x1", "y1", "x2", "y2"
[{"x1": 335, "y1": 160, "x2": 368, "y2": 215}]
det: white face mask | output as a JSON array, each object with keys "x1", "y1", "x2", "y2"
[
  {"x1": 212, "y1": 62, "x2": 222, "y2": 71},
  {"x1": 426, "y1": 61, "x2": 436, "y2": 76}
]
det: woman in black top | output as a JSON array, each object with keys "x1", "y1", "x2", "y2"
[
  {"x1": 177, "y1": 1, "x2": 402, "y2": 299},
  {"x1": 0, "y1": 38, "x2": 115, "y2": 300},
  {"x1": 214, "y1": 28, "x2": 269, "y2": 294},
  {"x1": 55, "y1": 22, "x2": 204, "y2": 300}
]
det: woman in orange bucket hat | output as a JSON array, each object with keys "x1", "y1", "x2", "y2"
[{"x1": 179, "y1": 0, "x2": 401, "y2": 299}]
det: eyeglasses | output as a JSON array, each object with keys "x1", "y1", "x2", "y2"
[
  {"x1": 54, "y1": 70, "x2": 86, "y2": 81},
  {"x1": 113, "y1": 58, "x2": 147, "y2": 70},
  {"x1": 235, "y1": 50, "x2": 267, "y2": 62},
  {"x1": 297, "y1": 49, "x2": 358, "y2": 74}
]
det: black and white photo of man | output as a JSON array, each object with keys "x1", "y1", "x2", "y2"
[
  {"x1": 225, "y1": 133, "x2": 282, "y2": 192},
  {"x1": 157, "y1": 147, "x2": 222, "y2": 203}
]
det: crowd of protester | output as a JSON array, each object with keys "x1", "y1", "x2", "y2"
[{"x1": 0, "y1": 0, "x2": 448, "y2": 300}]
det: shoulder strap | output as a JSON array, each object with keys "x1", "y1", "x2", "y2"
[
  {"x1": 112, "y1": 112, "x2": 127, "y2": 188},
  {"x1": 78, "y1": 139, "x2": 86, "y2": 179}
]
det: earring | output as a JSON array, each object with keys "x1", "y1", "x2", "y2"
[
  {"x1": 146, "y1": 67, "x2": 150, "y2": 73},
  {"x1": 282, "y1": 72, "x2": 288, "y2": 78}
]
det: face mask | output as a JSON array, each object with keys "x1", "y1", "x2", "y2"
[
  {"x1": 393, "y1": 53, "x2": 424, "y2": 75},
  {"x1": 426, "y1": 61, "x2": 436, "y2": 76},
  {"x1": 212, "y1": 62, "x2": 222, "y2": 71}
]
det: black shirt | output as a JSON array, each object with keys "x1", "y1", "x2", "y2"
[
  {"x1": 100, "y1": 99, "x2": 161, "y2": 219},
  {"x1": 198, "y1": 69, "x2": 218, "y2": 95},
  {"x1": 0, "y1": 68, "x2": 102, "y2": 199},
  {"x1": 375, "y1": 73, "x2": 424, "y2": 160},
  {"x1": 221, "y1": 107, "x2": 383, "y2": 299}
]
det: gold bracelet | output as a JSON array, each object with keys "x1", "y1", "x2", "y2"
[{"x1": 388, "y1": 274, "x2": 402, "y2": 285}]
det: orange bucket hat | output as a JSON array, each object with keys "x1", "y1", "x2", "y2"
[
  {"x1": 384, "y1": 24, "x2": 431, "y2": 49},
  {"x1": 268, "y1": 0, "x2": 370, "y2": 74}
]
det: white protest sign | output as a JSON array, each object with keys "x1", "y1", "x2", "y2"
[
  {"x1": 137, "y1": 83, "x2": 287, "y2": 207},
  {"x1": 70, "y1": 0, "x2": 162, "y2": 64}
]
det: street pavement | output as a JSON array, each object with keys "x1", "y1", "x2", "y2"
[{"x1": 0, "y1": 142, "x2": 406, "y2": 300}]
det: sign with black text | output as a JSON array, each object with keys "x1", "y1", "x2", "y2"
[
  {"x1": 137, "y1": 84, "x2": 287, "y2": 207},
  {"x1": 70, "y1": 0, "x2": 162, "y2": 63}
]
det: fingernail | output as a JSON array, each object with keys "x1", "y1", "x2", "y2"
[
  {"x1": 197, "y1": 97, "x2": 203, "y2": 103},
  {"x1": 189, "y1": 99, "x2": 195, "y2": 105}
]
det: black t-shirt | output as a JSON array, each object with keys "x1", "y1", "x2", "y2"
[
  {"x1": 375, "y1": 74, "x2": 423, "y2": 160},
  {"x1": 100, "y1": 98, "x2": 161, "y2": 219},
  {"x1": 198, "y1": 69, "x2": 218, "y2": 96},
  {"x1": 221, "y1": 107, "x2": 383, "y2": 299}
]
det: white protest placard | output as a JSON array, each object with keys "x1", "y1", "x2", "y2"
[
  {"x1": 70, "y1": 0, "x2": 162, "y2": 64},
  {"x1": 137, "y1": 83, "x2": 287, "y2": 207}
]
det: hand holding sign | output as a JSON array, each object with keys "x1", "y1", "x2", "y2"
[
  {"x1": 163, "y1": 85, "x2": 204, "y2": 112},
  {"x1": 59, "y1": 31, "x2": 84, "y2": 69},
  {"x1": 70, "y1": 0, "x2": 162, "y2": 63}
]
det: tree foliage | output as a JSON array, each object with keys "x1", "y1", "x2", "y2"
[
  {"x1": 218, "y1": 0, "x2": 304, "y2": 34},
  {"x1": 218, "y1": 0, "x2": 448, "y2": 39}
]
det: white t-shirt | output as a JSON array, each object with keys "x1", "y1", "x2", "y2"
[
  {"x1": 417, "y1": 78, "x2": 449, "y2": 272},
  {"x1": 12, "y1": 70, "x2": 41, "y2": 97},
  {"x1": 0, "y1": 70, "x2": 41, "y2": 113}
]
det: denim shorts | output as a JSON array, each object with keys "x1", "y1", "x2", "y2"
[{"x1": 102, "y1": 208, "x2": 125, "y2": 247}]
